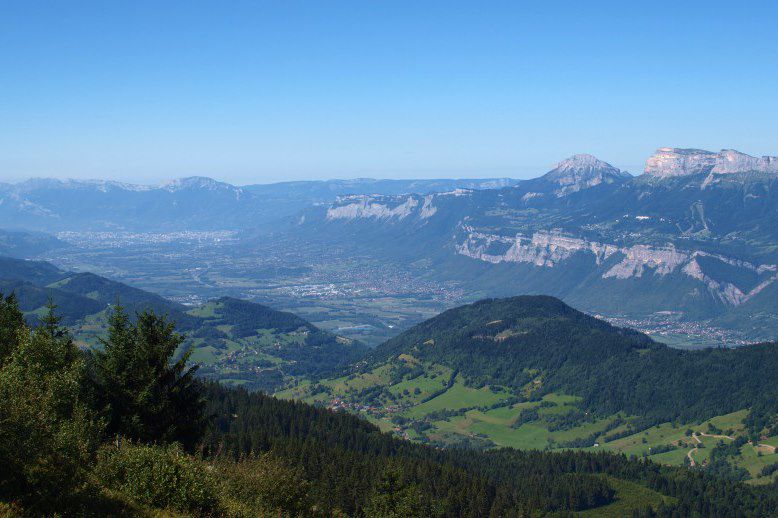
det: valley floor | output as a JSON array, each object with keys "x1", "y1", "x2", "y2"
[{"x1": 41, "y1": 231, "x2": 756, "y2": 349}]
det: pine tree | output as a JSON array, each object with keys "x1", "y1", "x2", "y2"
[
  {"x1": 95, "y1": 305, "x2": 206, "y2": 449},
  {"x1": 0, "y1": 292, "x2": 26, "y2": 364},
  {"x1": 37, "y1": 296, "x2": 79, "y2": 364},
  {"x1": 40, "y1": 296, "x2": 64, "y2": 338},
  {"x1": 94, "y1": 302, "x2": 135, "y2": 435},
  {"x1": 0, "y1": 301, "x2": 100, "y2": 510}
]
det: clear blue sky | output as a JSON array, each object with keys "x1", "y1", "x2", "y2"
[{"x1": 1, "y1": 1, "x2": 777, "y2": 184}]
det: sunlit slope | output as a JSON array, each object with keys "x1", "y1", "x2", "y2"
[{"x1": 279, "y1": 296, "x2": 778, "y2": 481}]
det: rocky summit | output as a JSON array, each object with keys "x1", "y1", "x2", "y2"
[
  {"x1": 644, "y1": 147, "x2": 778, "y2": 177},
  {"x1": 540, "y1": 154, "x2": 631, "y2": 196}
]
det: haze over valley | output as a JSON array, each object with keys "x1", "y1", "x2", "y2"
[
  {"x1": 3, "y1": 3, "x2": 778, "y2": 515},
  {"x1": 4, "y1": 146, "x2": 776, "y2": 348}
]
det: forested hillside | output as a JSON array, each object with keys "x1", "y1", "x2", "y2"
[
  {"x1": 0, "y1": 256, "x2": 366, "y2": 389},
  {"x1": 368, "y1": 296, "x2": 778, "y2": 423},
  {"x1": 282, "y1": 296, "x2": 778, "y2": 484},
  {"x1": 1, "y1": 295, "x2": 776, "y2": 516}
]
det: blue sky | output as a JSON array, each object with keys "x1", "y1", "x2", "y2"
[{"x1": 1, "y1": 1, "x2": 777, "y2": 184}]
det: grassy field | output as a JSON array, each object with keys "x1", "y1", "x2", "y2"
[
  {"x1": 275, "y1": 358, "x2": 778, "y2": 481},
  {"x1": 405, "y1": 379, "x2": 511, "y2": 418},
  {"x1": 762, "y1": 436, "x2": 778, "y2": 447},
  {"x1": 186, "y1": 302, "x2": 220, "y2": 318}
]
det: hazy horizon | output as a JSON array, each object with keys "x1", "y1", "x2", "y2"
[
  {"x1": 1, "y1": 160, "x2": 650, "y2": 186},
  {"x1": 3, "y1": 2, "x2": 777, "y2": 185}
]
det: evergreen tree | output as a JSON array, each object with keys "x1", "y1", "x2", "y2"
[
  {"x1": 40, "y1": 296, "x2": 67, "y2": 339},
  {"x1": 364, "y1": 463, "x2": 443, "y2": 518},
  {"x1": 94, "y1": 302, "x2": 135, "y2": 436},
  {"x1": 95, "y1": 305, "x2": 206, "y2": 449},
  {"x1": 0, "y1": 292, "x2": 25, "y2": 364},
  {"x1": 0, "y1": 303, "x2": 100, "y2": 511},
  {"x1": 37, "y1": 297, "x2": 79, "y2": 364}
]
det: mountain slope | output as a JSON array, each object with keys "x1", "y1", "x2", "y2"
[
  {"x1": 189, "y1": 296, "x2": 366, "y2": 385},
  {"x1": 0, "y1": 229, "x2": 65, "y2": 258},
  {"x1": 0, "y1": 256, "x2": 67, "y2": 285},
  {"x1": 0, "y1": 256, "x2": 366, "y2": 389},
  {"x1": 281, "y1": 296, "x2": 778, "y2": 482},
  {"x1": 365, "y1": 296, "x2": 778, "y2": 421},
  {"x1": 204, "y1": 383, "x2": 778, "y2": 517}
]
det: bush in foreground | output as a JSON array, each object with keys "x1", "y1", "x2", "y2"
[
  {"x1": 0, "y1": 299, "x2": 101, "y2": 513},
  {"x1": 95, "y1": 443, "x2": 219, "y2": 515}
]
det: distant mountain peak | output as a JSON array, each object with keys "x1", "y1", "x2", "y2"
[
  {"x1": 11, "y1": 176, "x2": 243, "y2": 193},
  {"x1": 555, "y1": 153, "x2": 612, "y2": 171},
  {"x1": 644, "y1": 147, "x2": 778, "y2": 177},
  {"x1": 541, "y1": 154, "x2": 629, "y2": 196},
  {"x1": 161, "y1": 176, "x2": 239, "y2": 192},
  {"x1": 14, "y1": 177, "x2": 154, "y2": 192}
]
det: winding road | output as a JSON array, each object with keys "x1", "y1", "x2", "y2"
[{"x1": 686, "y1": 433, "x2": 702, "y2": 467}]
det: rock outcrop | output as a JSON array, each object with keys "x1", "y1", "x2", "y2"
[
  {"x1": 645, "y1": 148, "x2": 778, "y2": 177},
  {"x1": 326, "y1": 195, "x2": 420, "y2": 220},
  {"x1": 644, "y1": 148, "x2": 718, "y2": 178},
  {"x1": 455, "y1": 227, "x2": 778, "y2": 306},
  {"x1": 713, "y1": 149, "x2": 778, "y2": 174}
]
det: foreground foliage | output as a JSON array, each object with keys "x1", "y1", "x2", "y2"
[
  {"x1": 0, "y1": 297, "x2": 100, "y2": 513},
  {"x1": 95, "y1": 442, "x2": 219, "y2": 514},
  {"x1": 92, "y1": 304, "x2": 206, "y2": 450},
  {"x1": 1, "y1": 293, "x2": 777, "y2": 516}
]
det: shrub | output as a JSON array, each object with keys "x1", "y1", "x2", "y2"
[
  {"x1": 0, "y1": 327, "x2": 101, "y2": 513},
  {"x1": 217, "y1": 454, "x2": 311, "y2": 516},
  {"x1": 95, "y1": 442, "x2": 219, "y2": 514}
]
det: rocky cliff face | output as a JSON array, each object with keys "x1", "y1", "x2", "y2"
[
  {"x1": 541, "y1": 154, "x2": 630, "y2": 195},
  {"x1": 644, "y1": 148, "x2": 718, "y2": 177},
  {"x1": 645, "y1": 148, "x2": 778, "y2": 177},
  {"x1": 325, "y1": 195, "x2": 422, "y2": 220},
  {"x1": 455, "y1": 227, "x2": 778, "y2": 306},
  {"x1": 713, "y1": 149, "x2": 778, "y2": 174},
  {"x1": 324, "y1": 189, "x2": 478, "y2": 222}
]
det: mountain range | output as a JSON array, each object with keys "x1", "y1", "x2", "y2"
[
  {"x1": 279, "y1": 148, "x2": 778, "y2": 342},
  {"x1": 2, "y1": 146, "x2": 777, "y2": 343},
  {"x1": 0, "y1": 177, "x2": 520, "y2": 232}
]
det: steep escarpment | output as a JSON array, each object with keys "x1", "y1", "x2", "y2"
[
  {"x1": 644, "y1": 147, "x2": 778, "y2": 177},
  {"x1": 455, "y1": 228, "x2": 778, "y2": 306}
]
